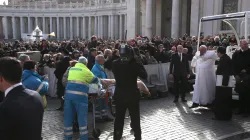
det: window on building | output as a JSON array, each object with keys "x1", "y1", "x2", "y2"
[{"x1": 221, "y1": 0, "x2": 238, "y2": 30}]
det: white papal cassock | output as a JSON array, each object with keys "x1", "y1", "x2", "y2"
[{"x1": 191, "y1": 51, "x2": 217, "y2": 105}]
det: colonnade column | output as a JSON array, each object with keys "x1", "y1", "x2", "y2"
[
  {"x1": 57, "y1": 17, "x2": 60, "y2": 39},
  {"x1": 125, "y1": 14, "x2": 127, "y2": 40},
  {"x1": 43, "y1": 17, "x2": 46, "y2": 32},
  {"x1": 12, "y1": 17, "x2": 16, "y2": 39},
  {"x1": 88, "y1": 16, "x2": 91, "y2": 40},
  {"x1": 50, "y1": 17, "x2": 53, "y2": 34},
  {"x1": 3, "y1": 16, "x2": 8, "y2": 39},
  {"x1": 20, "y1": 17, "x2": 23, "y2": 37},
  {"x1": 119, "y1": 15, "x2": 123, "y2": 40},
  {"x1": 98, "y1": 16, "x2": 101, "y2": 38},
  {"x1": 35, "y1": 17, "x2": 38, "y2": 26},
  {"x1": 76, "y1": 17, "x2": 79, "y2": 38},
  {"x1": 110, "y1": 15, "x2": 114, "y2": 40},
  {"x1": 108, "y1": 15, "x2": 111, "y2": 39},
  {"x1": 82, "y1": 17, "x2": 86, "y2": 39},
  {"x1": 28, "y1": 16, "x2": 31, "y2": 33},
  {"x1": 145, "y1": 0, "x2": 153, "y2": 38},
  {"x1": 63, "y1": 17, "x2": 66, "y2": 39},
  {"x1": 94, "y1": 16, "x2": 98, "y2": 36},
  {"x1": 70, "y1": 16, "x2": 73, "y2": 40},
  {"x1": 171, "y1": 0, "x2": 180, "y2": 38},
  {"x1": 100, "y1": 16, "x2": 103, "y2": 39}
]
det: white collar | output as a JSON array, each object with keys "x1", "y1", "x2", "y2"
[{"x1": 5, "y1": 83, "x2": 22, "y2": 97}]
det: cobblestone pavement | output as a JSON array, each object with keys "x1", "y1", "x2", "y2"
[{"x1": 42, "y1": 94, "x2": 250, "y2": 140}]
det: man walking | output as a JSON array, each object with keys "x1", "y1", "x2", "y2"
[
  {"x1": 170, "y1": 45, "x2": 190, "y2": 103},
  {"x1": 0, "y1": 57, "x2": 44, "y2": 140}
]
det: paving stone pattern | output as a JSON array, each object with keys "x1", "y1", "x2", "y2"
[{"x1": 42, "y1": 95, "x2": 250, "y2": 140}]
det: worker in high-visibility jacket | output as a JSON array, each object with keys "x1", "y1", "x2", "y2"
[{"x1": 64, "y1": 56, "x2": 99, "y2": 140}]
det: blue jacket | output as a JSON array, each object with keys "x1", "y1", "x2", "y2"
[
  {"x1": 91, "y1": 63, "x2": 107, "y2": 79},
  {"x1": 22, "y1": 70, "x2": 49, "y2": 96}
]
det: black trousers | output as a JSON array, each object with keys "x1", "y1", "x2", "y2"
[
  {"x1": 173, "y1": 75, "x2": 188, "y2": 99},
  {"x1": 214, "y1": 87, "x2": 232, "y2": 120},
  {"x1": 235, "y1": 81, "x2": 250, "y2": 113},
  {"x1": 114, "y1": 99, "x2": 141, "y2": 140},
  {"x1": 56, "y1": 79, "x2": 65, "y2": 98}
]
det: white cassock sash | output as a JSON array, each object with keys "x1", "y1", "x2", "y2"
[{"x1": 216, "y1": 75, "x2": 235, "y2": 87}]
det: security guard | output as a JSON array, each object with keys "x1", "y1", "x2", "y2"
[
  {"x1": 64, "y1": 56, "x2": 99, "y2": 140},
  {"x1": 112, "y1": 44, "x2": 148, "y2": 140}
]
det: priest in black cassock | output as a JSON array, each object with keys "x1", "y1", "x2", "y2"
[{"x1": 213, "y1": 47, "x2": 233, "y2": 120}]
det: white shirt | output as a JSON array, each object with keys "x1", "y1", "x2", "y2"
[
  {"x1": 5, "y1": 83, "x2": 22, "y2": 97},
  {"x1": 178, "y1": 53, "x2": 182, "y2": 62}
]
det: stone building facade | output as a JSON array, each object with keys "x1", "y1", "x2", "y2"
[{"x1": 0, "y1": 0, "x2": 249, "y2": 40}]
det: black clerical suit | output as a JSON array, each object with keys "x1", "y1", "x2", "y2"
[
  {"x1": 112, "y1": 58, "x2": 147, "y2": 140},
  {"x1": 170, "y1": 53, "x2": 190, "y2": 101},
  {"x1": 232, "y1": 49, "x2": 250, "y2": 114},
  {"x1": 214, "y1": 54, "x2": 233, "y2": 120},
  {"x1": 0, "y1": 85, "x2": 44, "y2": 140}
]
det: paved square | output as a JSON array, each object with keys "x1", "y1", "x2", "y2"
[{"x1": 42, "y1": 95, "x2": 250, "y2": 140}]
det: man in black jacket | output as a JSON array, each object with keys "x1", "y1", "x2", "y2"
[
  {"x1": 54, "y1": 49, "x2": 71, "y2": 110},
  {"x1": 232, "y1": 40, "x2": 250, "y2": 116},
  {"x1": 0, "y1": 57, "x2": 44, "y2": 140},
  {"x1": 0, "y1": 91, "x2": 4, "y2": 102},
  {"x1": 112, "y1": 45, "x2": 148, "y2": 140},
  {"x1": 170, "y1": 45, "x2": 190, "y2": 103}
]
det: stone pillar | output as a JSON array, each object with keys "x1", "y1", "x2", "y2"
[
  {"x1": 3, "y1": 16, "x2": 8, "y2": 39},
  {"x1": 111, "y1": 15, "x2": 114, "y2": 40},
  {"x1": 98, "y1": 16, "x2": 100, "y2": 38},
  {"x1": 88, "y1": 16, "x2": 92, "y2": 40},
  {"x1": 145, "y1": 0, "x2": 153, "y2": 38},
  {"x1": 127, "y1": 0, "x2": 140, "y2": 40},
  {"x1": 76, "y1": 17, "x2": 79, "y2": 38},
  {"x1": 64, "y1": 17, "x2": 66, "y2": 39},
  {"x1": 82, "y1": 17, "x2": 86, "y2": 39},
  {"x1": 190, "y1": 0, "x2": 200, "y2": 36},
  {"x1": 12, "y1": 16, "x2": 16, "y2": 39},
  {"x1": 203, "y1": 0, "x2": 214, "y2": 36},
  {"x1": 50, "y1": 17, "x2": 53, "y2": 33},
  {"x1": 171, "y1": 0, "x2": 180, "y2": 38},
  {"x1": 95, "y1": 16, "x2": 98, "y2": 36},
  {"x1": 28, "y1": 16, "x2": 31, "y2": 33},
  {"x1": 43, "y1": 17, "x2": 46, "y2": 32},
  {"x1": 35, "y1": 17, "x2": 38, "y2": 26},
  {"x1": 100, "y1": 16, "x2": 103, "y2": 39},
  {"x1": 20, "y1": 17, "x2": 23, "y2": 36},
  {"x1": 124, "y1": 14, "x2": 127, "y2": 39},
  {"x1": 108, "y1": 15, "x2": 111, "y2": 39},
  {"x1": 119, "y1": 15, "x2": 123, "y2": 40},
  {"x1": 70, "y1": 16, "x2": 73, "y2": 40},
  {"x1": 57, "y1": 17, "x2": 60, "y2": 39}
]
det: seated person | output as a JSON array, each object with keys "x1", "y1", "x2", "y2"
[
  {"x1": 91, "y1": 54, "x2": 113, "y2": 121},
  {"x1": 22, "y1": 60, "x2": 49, "y2": 108}
]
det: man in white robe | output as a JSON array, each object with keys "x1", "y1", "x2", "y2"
[{"x1": 190, "y1": 45, "x2": 217, "y2": 108}]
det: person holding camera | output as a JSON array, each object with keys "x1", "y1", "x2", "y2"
[{"x1": 112, "y1": 44, "x2": 148, "y2": 140}]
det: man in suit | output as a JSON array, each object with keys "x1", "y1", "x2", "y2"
[
  {"x1": 0, "y1": 57, "x2": 44, "y2": 140},
  {"x1": 170, "y1": 45, "x2": 190, "y2": 103}
]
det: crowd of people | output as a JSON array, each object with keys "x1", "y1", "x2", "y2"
[{"x1": 0, "y1": 33, "x2": 250, "y2": 140}]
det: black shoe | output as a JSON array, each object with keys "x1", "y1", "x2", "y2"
[
  {"x1": 56, "y1": 107, "x2": 63, "y2": 111},
  {"x1": 189, "y1": 103, "x2": 199, "y2": 108},
  {"x1": 173, "y1": 99, "x2": 178, "y2": 103},
  {"x1": 181, "y1": 99, "x2": 187, "y2": 102}
]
